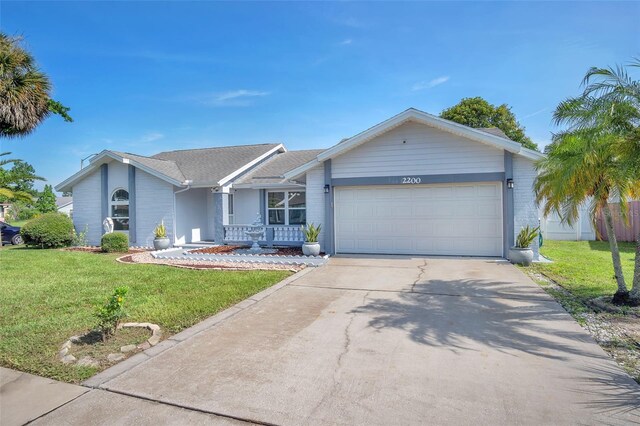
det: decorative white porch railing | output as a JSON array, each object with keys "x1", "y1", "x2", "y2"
[
  {"x1": 273, "y1": 226, "x2": 304, "y2": 242},
  {"x1": 223, "y1": 225, "x2": 304, "y2": 243},
  {"x1": 223, "y1": 225, "x2": 254, "y2": 242}
]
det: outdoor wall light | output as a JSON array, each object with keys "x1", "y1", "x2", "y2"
[
  {"x1": 324, "y1": 184, "x2": 331, "y2": 194},
  {"x1": 507, "y1": 178, "x2": 514, "y2": 189}
]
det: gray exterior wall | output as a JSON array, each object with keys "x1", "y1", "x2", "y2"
[
  {"x1": 135, "y1": 169, "x2": 175, "y2": 247},
  {"x1": 306, "y1": 165, "x2": 327, "y2": 251},
  {"x1": 72, "y1": 168, "x2": 102, "y2": 245},
  {"x1": 513, "y1": 155, "x2": 540, "y2": 259},
  {"x1": 175, "y1": 188, "x2": 209, "y2": 245}
]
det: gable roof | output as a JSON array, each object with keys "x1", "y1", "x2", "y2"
[
  {"x1": 55, "y1": 143, "x2": 284, "y2": 192},
  {"x1": 233, "y1": 149, "x2": 326, "y2": 187},
  {"x1": 152, "y1": 143, "x2": 284, "y2": 186},
  {"x1": 284, "y1": 108, "x2": 545, "y2": 180}
]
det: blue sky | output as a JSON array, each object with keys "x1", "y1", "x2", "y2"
[{"x1": 1, "y1": 1, "x2": 638, "y2": 192}]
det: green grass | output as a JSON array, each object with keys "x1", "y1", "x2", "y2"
[
  {"x1": 530, "y1": 240, "x2": 636, "y2": 299},
  {"x1": 0, "y1": 246, "x2": 291, "y2": 383}
]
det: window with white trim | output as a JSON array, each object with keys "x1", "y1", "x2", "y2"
[
  {"x1": 267, "y1": 191, "x2": 306, "y2": 225},
  {"x1": 110, "y1": 189, "x2": 129, "y2": 231}
]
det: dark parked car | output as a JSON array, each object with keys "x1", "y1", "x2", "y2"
[{"x1": 1, "y1": 221, "x2": 23, "y2": 245}]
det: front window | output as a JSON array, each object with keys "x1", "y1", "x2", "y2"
[
  {"x1": 111, "y1": 189, "x2": 129, "y2": 231},
  {"x1": 267, "y1": 191, "x2": 306, "y2": 225}
]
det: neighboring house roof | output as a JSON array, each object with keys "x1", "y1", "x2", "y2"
[
  {"x1": 478, "y1": 127, "x2": 510, "y2": 139},
  {"x1": 55, "y1": 196, "x2": 73, "y2": 208},
  {"x1": 234, "y1": 149, "x2": 326, "y2": 186},
  {"x1": 152, "y1": 143, "x2": 284, "y2": 186},
  {"x1": 284, "y1": 108, "x2": 546, "y2": 180}
]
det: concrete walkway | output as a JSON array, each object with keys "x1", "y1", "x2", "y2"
[{"x1": 9, "y1": 257, "x2": 640, "y2": 425}]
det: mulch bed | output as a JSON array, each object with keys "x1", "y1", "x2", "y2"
[
  {"x1": 189, "y1": 245, "x2": 324, "y2": 257},
  {"x1": 64, "y1": 246, "x2": 150, "y2": 254}
]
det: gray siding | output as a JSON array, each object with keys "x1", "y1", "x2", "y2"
[
  {"x1": 513, "y1": 156, "x2": 540, "y2": 259},
  {"x1": 331, "y1": 121, "x2": 504, "y2": 179},
  {"x1": 175, "y1": 188, "x2": 209, "y2": 245},
  {"x1": 72, "y1": 169, "x2": 102, "y2": 245},
  {"x1": 136, "y1": 170, "x2": 175, "y2": 247},
  {"x1": 306, "y1": 165, "x2": 326, "y2": 250}
]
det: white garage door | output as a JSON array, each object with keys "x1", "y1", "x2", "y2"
[{"x1": 334, "y1": 182, "x2": 503, "y2": 256}]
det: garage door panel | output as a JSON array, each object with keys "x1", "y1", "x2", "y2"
[{"x1": 335, "y1": 182, "x2": 502, "y2": 257}]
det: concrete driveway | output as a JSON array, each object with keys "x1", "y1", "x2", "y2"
[{"x1": 39, "y1": 257, "x2": 639, "y2": 425}]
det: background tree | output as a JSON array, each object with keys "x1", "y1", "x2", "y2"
[
  {"x1": 440, "y1": 97, "x2": 538, "y2": 150},
  {"x1": 0, "y1": 33, "x2": 72, "y2": 138},
  {"x1": 35, "y1": 184, "x2": 57, "y2": 213},
  {"x1": 0, "y1": 152, "x2": 39, "y2": 202}
]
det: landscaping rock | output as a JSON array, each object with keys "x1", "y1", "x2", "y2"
[
  {"x1": 61, "y1": 355, "x2": 76, "y2": 364},
  {"x1": 147, "y1": 334, "x2": 162, "y2": 346},
  {"x1": 120, "y1": 344, "x2": 137, "y2": 353},
  {"x1": 107, "y1": 353, "x2": 125, "y2": 362},
  {"x1": 60, "y1": 340, "x2": 72, "y2": 350},
  {"x1": 137, "y1": 342, "x2": 151, "y2": 350},
  {"x1": 69, "y1": 335, "x2": 82, "y2": 343},
  {"x1": 77, "y1": 356, "x2": 99, "y2": 368},
  {"x1": 58, "y1": 348, "x2": 69, "y2": 358}
]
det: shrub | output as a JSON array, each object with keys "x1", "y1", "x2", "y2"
[
  {"x1": 154, "y1": 221, "x2": 167, "y2": 238},
  {"x1": 71, "y1": 225, "x2": 88, "y2": 247},
  {"x1": 101, "y1": 232, "x2": 129, "y2": 253},
  {"x1": 95, "y1": 286, "x2": 129, "y2": 341},
  {"x1": 20, "y1": 213, "x2": 74, "y2": 248},
  {"x1": 301, "y1": 223, "x2": 321, "y2": 243},
  {"x1": 515, "y1": 225, "x2": 540, "y2": 248}
]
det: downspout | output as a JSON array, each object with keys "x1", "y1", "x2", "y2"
[{"x1": 173, "y1": 181, "x2": 192, "y2": 246}]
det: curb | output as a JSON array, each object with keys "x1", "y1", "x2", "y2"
[{"x1": 82, "y1": 267, "x2": 316, "y2": 389}]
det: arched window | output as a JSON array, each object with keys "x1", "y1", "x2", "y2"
[{"x1": 110, "y1": 189, "x2": 129, "y2": 231}]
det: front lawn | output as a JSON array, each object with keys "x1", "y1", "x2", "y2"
[
  {"x1": 0, "y1": 246, "x2": 291, "y2": 383},
  {"x1": 530, "y1": 240, "x2": 636, "y2": 299}
]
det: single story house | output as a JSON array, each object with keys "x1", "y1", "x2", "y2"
[
  {"x1": 56, "y1": 108, "x2": 545, "y2": 258},
  {"x1": 56, "y1": 196, "x2": 73, "y2": 217}
]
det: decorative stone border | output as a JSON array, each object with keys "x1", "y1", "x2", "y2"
[
  {"x1": 58, "y1": 322, "x2": 162, "y2": 366},
  {"x1": 150, "y1": 247, "x2": 328, "y2": 267}
]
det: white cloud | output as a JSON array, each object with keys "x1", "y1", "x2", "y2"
[
  {"x1": 412, "y1": 76, "x2": 450, "y2": 91},
  {"x1": 339, "y1": 38, "x2": 353, "y2": 45},
  {"x1": 197, "y1": 90, "x2": 270, "y2": 107},
  {"x1": 140, "y1": 132, "x2": 164, "y2": 143}
]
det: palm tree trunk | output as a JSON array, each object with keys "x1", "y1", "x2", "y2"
[
  {"x1": 602, "y1": 204, "x2": 630, "y2": 304},
  {"x1": 631, "y1": 225, "x2": 640, "y2": 305}
]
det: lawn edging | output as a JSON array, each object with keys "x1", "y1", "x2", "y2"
[{"x1": 82, "y1": 267, "x2": 316, "y2": 388}]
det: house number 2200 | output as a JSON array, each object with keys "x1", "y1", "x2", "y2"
[{"x1": 402, "y1": 177, "x2": 422, "y2": 184}]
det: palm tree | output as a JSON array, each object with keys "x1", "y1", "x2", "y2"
[
  {"x1": 0, "y1": 33, "x2": 72, "y2": 138},
  {"x1": 535, "y1": 130, "x2": 638, "y2": 304},
  {"x1": 538, "y1": 59, "x2": 640, "y2": 305}
]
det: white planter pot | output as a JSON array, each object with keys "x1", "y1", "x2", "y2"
[
  {"x1": 153, "y1": 238, "x2": 171, "y2": 250},
  {"x1": 509, "y1": 247, "x2": 534, "y2": 266},
  {"x1": 302, "y1": 242, "x2": 321, "y2": 256}
]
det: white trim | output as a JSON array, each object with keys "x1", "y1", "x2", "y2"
[
  {"x1": 283, "y1": 108, "x2": 545, "y2": 180},
  {"x1": 230, "y1": 182, "x2": 306, "y2": 189},
  {"x1": 217, "y1": 144, "x2": 286, "y2": 186},
  {"x1": 266, "y1": 190, "x2": 306, "y2": 226},
  {"x1": 55, "y1": 150, "x2": 185, "y2": 192}
]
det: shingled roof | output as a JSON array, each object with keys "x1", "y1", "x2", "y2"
[
  {"x1": 151, "y1": 143, "x2": 282, "y2": 186},
  {"x1": 110, "y1": 151, "x2": 186, "y2": 184},
  {"x1": 235, "y1": 149, "x2": 326, "y2": 185}
]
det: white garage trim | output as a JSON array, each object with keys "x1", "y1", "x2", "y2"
[{"x1": 334, "y1": 182, "x2": 504, "y2": 257}]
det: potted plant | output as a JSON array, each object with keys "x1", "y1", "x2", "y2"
[
  {"x1": 301, "y1": 223, "x2": 322, "y2": 256},
  {"x1": 153, "y1": 221, "x2": 171, "y2": 250},
  {"x1": 509, "y1": 225, "x2": 540, "y2": 266}
]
